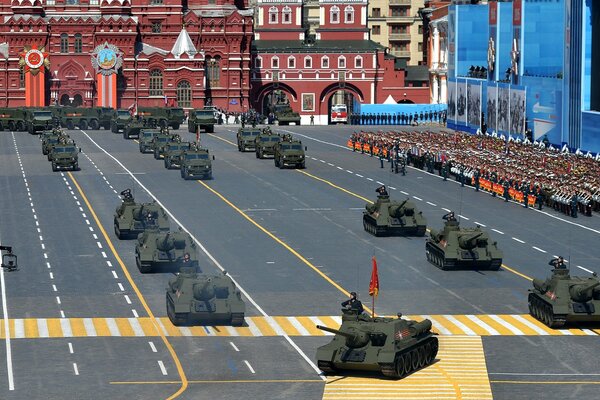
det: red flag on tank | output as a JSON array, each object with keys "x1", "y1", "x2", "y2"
[{"x1": 369, "y1": 256, "x2": 379, "y2": 297}]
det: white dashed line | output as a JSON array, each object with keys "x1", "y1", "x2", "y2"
[
  {"x1": 491, "y1": 229, "x2": 504, "y2": 235},
  {"x1": 230, "y1": 342, "x2": 240, "y2": 352},
  {"x1": 474, "y1": 222, "x2": 487, "y2": 227},
  {"x1": 532, "y1": 246, "x2": 547, "y2": 254},
  {"x1": 327, "y1": 163, "x2": 334, "y2": 166},
  {"x1": 118, "y1": 283, "x2": 125, "y2": 291},
  {"x1": 56, "y1": 296, "x2": 61, "y2": 305},
  {"x1": 49, "y1": 272, "x2": 54, "y2": 279},
  {"x1": 512, "y1": 237, "x2": 525, "y2": 244},
  {"x1": 458, "y1": 215, "x2": 469, "y2": 220},
  {"x1": 73, "y1": 363, "x2": 79, "y2": 376},
  {"x1": 101, "y1": 252, "x2": 107, "y2": 258},
  {"x1": 52, "y1": 285, "x2": 57, "y2": 292},
  {"x1": 413, "y1": 196, "x2": 423, "y2": 201},
  {"x1": 96, "y1": 242, "x2": 103, "y2": 249},
  {"x1": 60, "y1": 310, "x2": 66, "y2": 319},
  {"x1": 389, "y1": 186, "x2": 397, "y2": 190},
  {"x1": 132, "y1": 309, "x2": 139, "y2": 318},
  {"x1": 346, "y1": 170, "x2": 353, "y2": 174},
  {"x1": 244, "y1": 360, "x2": 256, "y2": 374},
  {"x1": 577, "y1": 266, "x2": 594, "y2": 274},
  {"x1": 426, "y1": 201, "x2": 437, "y2": 206},
  {"x1": 92, "y1": 234, "x2": 98, "y2": 240},
  {"x1": 401, "y1": 191, "x2": 409, "y2": 195},
  {"x1": 124, "y1": 295, "x2": 132, "y2": 304},
  {"x1": 106, "y1": 261, "x2": 112, "y2": 267},
  {"x1": 157, "y1": 361, "x2": 168, "y2": 376},
  {"x1": 336, "y1": 166, "x2": 343, "y2": 170},
  {"x1": 366, "y1": 178, "x2": 373, "y2": 181},
  {"x1": 355, "y1": 174, "x2": 363, "y2": 178},
  {"x1": 112, "y1": 271, "x2": 118, "y2": 279},
  {"x1": 68, "y1": 343, "x2": 74, "y2": 354}
]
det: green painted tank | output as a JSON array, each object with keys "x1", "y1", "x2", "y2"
[
  {"x1": 363, "y1": 195, "x2": 427, "y2": 236},
  {"x1": 113, "y1": 189, "x2": 169, "y2": 239},
  {"x1": 426, "y1": 216, "x2": 502, "y2": 270},
  {"x1": 529, "y1": 267, "x2": 600, "y2": 328},
  {"x1": 316, "y1": 309, "x2": 438, "y2": 378},
  {"x1": 166, "y1": 268, "x2": 246, "y2": 326},
  {"x1": 135, "y1": 227, "x2": 198, "y2": 273}
]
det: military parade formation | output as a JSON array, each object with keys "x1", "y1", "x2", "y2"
[{"x1": 1, "y1": 105, "x2": 600, "y2": 400}]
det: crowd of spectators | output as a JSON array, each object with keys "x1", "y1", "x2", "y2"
[
  {"x1": 349, "y1": 110, "x2": 447, "y2": 126},
  {"x1": 349, "y1": 129, "x2": 600, "y2": 218}
]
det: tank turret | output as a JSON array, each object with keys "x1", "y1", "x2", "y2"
[
  {"x1": 113, "y1": 190, "x2": 169, "y2": 239},
  {"x1": 363, "y1": 194, "x2": 426, "y2": 237},
  {"x1": 388, "y1": 199, "x2": 410, "y2": 218},
  {"x1": 458, "y1": 232, "x2": 484, "y2": 250},
  {"x1": 316, "y1": 312, "x2": 438, "y2": 378},
  {"x1": 135, "y1": 229, "x2": 198, "y2": 273},
  {"x1": 529, "y1": 267, "x2": 600, "y2": 328}
]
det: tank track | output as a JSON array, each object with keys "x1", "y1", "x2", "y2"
[
  {"x1": 230, "y1": 313, "x2": 245, "y2": 327},
  {"x1": 426, "y1": 242, "x2": 455, "y2": 270},
  {"x1": 363, "y1": 215, "x2": 384, "y2": 237},
  {"x1": 136, "y1": 255, "x2": 152, "y2": 273},
  {"x1": 528, "y1": 294, "x2": 567, "y2": 328},
  {"x1": 317, "y1": 361, "x2": 336, "y2": 374},
  {"x1": 380, "y1": 336, "x2": 438, "y2": 378},
  {"x1": 166, "y1": 296, "x2": 188, "y2": 326}
]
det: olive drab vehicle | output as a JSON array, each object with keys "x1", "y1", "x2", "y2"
[
  {"x1": 123, "y1": 118, "x2": 147, "y2": 139},
  {"x1": 25, "y1": 109, "x2": 56, "y2": 134},
  {"x1": 363, "y1": 193, "x2": 427, "y2": 237},
  {"x1": 48, "y1": 140, "x2": 80, "y2": 172},
  {"x1": 316, "y1": 309, "x2": 438, "y2": 378},
  {"x1": 153, "y1": 131, "x2": 181, "y2": 160},
  {"x1": 113, "y1": 189, "x2": 169, "y2": 239},
  {"x1": 0, "y1": 107, "x2": 27, "y2": 131},
  {"x1": 254, "y1": 128, "x2": 281, "y2": 158},
  {"x1": 55, "y1": 107, "x2": 113, "y2": 130},
  {"x1": 137, "y1": 107, "x2": 185, "y2": 129},
  {"x1": 529, "y1": 266, "x2": 600, "y2": 328},
  {"x1": 272, "y1": 104, "x2": 301, "y2": 125},
  {"x1": 111, "y1": 109, "x2": 133, "y2": 133},
  {"x1": 163, "y1": 141, "x2": 193, "y2": 169},
  {"x1": 42, "y1": 130, "x2": 68, "y2": 155},
  {"x1": 188, "y1": 108, "x2": 217, "y2": 133},
  {"x1": 236, "y1": 128, "x2": 261, "y2": 152},
  {"x1": 139, "y1": 128, "x2": 160, "y2": 153},
  {"x1": 273, "y1": 135, "x2": 306, "y2": 169},
  {"x1": 426, "y1": 214, "x2": 503, "y2": 270},
  {"x1": 166, "y1": 268, "x2": 246, "y2": 326},
  {"x1": 135, "y1": 227, "x2": 199, "y2": 273},
  {"x1": 180, "y1": 145, "x2": 214, "y2": 180}
]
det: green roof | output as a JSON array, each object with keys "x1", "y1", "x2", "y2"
[{"x1": 252, "y1": 40, "x2": 385, "y2": 53}]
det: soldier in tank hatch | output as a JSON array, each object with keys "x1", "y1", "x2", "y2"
[{"x1": 341, "y1": 292, "x2": 364, "y2": 314}]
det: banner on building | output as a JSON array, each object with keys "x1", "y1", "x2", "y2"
[
  {"x1": 509, "y1": 86, "x2": 526, "y2": 136},
  {"x1": 456, "y1": 79, "x2": 467, "y2": 126},
  {"x1": 467, "y1": 81, "x2": 482, "y2": 129},
  {"x1": 486, "y1": 84, "x2": 498, "y2": 132},
  {"x1": 447, "y1": 79, "x2": 457, "y2": 125},
  {"x1": 497, "y1": 83, "x2": 511, "y2": 134},
  {"x1": 91, "y1": 42, "x2": 123, "y2": 109},
  {"x1": 488, "y1": 0, "x2": 497, "y2": 81},
  {"x1": 19, "y1": 45, "x2": 50, "y2": 107}
]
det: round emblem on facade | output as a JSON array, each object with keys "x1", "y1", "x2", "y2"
[
  {"x1": 91, "y1": 42, "x2": 123, "y2": 76},
  {"x1": 25, "y1": 49, "x2": 44, "y2": 69},
  {"x1": 97, "y1": 48, "x2": 117, "y2": 70}
]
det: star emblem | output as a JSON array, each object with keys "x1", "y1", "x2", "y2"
[{"x1": 19, "y1": 44, "x2": 50, "y2": 75}]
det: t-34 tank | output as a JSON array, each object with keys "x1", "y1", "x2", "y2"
[
  {"x1": 135, "y1": 228, "x2": 198, "y2": 273},
  {"x1": 529, "y1": 267, "x2": 600, "y2": 328},
  {"x1": 363, "y1": 194, "x2": 427, "y2": 236},
  {"x1": 166, "y1": 268, "x2": 246, "y2": 326},
  {"x1": 426, "y1": 214, "x2": 502, "y2": 270},
  {"x1": 113, "y1": 189, "x2": 169, "y2": 239},
  {"x1": 316, "y1": 309, "x2": 438, "y2": 378}
]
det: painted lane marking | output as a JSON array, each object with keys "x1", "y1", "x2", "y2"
[
  {"x1": 73, "y1": 363, "x2": 79, "y2": 376},
  {"x1": 355, "y1": 174, "x2": 363, "y2": 178},
  {"x1": 577, "y1": 265, "x2": 594, "y2": 274},
  {"x1": 149, "y1": 342, "x2": 158, "y2": 353},
  {"x1": 0, "y1": 247, "x2": 14, "y2": 390},
  {"x1": 427, "y1": 201, "x2": 437, "y2": 206},
  {"x1": 158, "y1": 361, "x2": 168, "y2": 376},
  {"x1": 532, "y1": 246, "x2": 547, "y2": 254},
  {"x1": 512, "y1": 237, "x2": 525, "y2": 244},
  {"x1": 413, "y1": 196, "x2": 423, "y2": 201},
  {"x1": 230, "y1": 342, "x2": 240, "y2": 352},
  {"x1": 366, "y1": 177, "x2": 373, "y2": 181},
  {"x1": 442, "y1": 207, "x2": 451, "y2": 212},
  {"x1": 474, "y1": 221, "x2": 487, "y2": 227},
  {"x1": 118, "y1": 283, "x2": 125, "y2": 291},
  {"x1": 68, "y1": 343, "x2": 74, "y2": 353},
  {"x1": 491, "y1": 228, "x2": 504, "y2": 235},
  {"x1": 124, "y1": 295, "x2": 132, "y2": 304},
  {"x1": 243, "y1": 360, "x2": 256, "y2": 374},
  {"x1": 458, "y1": 214, "x2": 469, "y2": 220}
]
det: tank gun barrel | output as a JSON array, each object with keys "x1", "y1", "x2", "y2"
[
  {"x1": 533, "y1": 278, "x2": 548, "y2": 293},
  {"x1": 316, "y1": 325, "x2": 355, "y2": 339},
  {"x1": 410, "y1": 319, "x2": 433, "y2": 336},
  {"x1": 569, "y1": 280, "x2": 600, "y2": 302},
  {"x1": 389, "y1": 199, "x2": 409, "y2": 217},
  {"x1": 458, "y1": 232, "x2": 484, "y2": 248},
  {"x1": 156, "y1": 233, "x2": 175, "y2": 251}
]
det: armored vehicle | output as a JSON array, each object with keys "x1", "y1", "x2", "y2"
[
  {"x1": 180, "y1": 146, "x2": 213, "y2": 180},
  {"x1": 113, "y1": 189, "x2": 169, "y2": 239},
  {"x1": 254, "y1": 128, "x2": 281, "y2": 158},
  {"x1": 273, "y1": 104, "x2": 301, "y2": 125},
  {"x1": 55, "y1": 107, "x2": 113, "y2": 130},
  {"x1": 188, "y1": 109, "x2": 217, "y2": 133},
  {"x1": 166, "y1": 268, "x2": 246, "y2": 326},
  {"x1": 123, "y1": 119, "x2": 146, "y2": 139},
  {"x1": 273, "y1": 136, "x2": 306, "y2": 168},
  {"x1": 139, "y1": 128, "x2": 160, "y2": 153},
  {"x1": 426, "y1": 216, "x2": 502, "y2": 270},
  {"x1": 25, "y1": 109, "x2": 55, "y2": 134},
  {"x1": 111, "y1": 109, "x2": 133, "y2": 133},
  {"x1": 138, "y1": 107, "x2": 185, "y2": 129},
  {"x1": 153, "y1": 132, "x2": 181, "y2": 159},
  {"x1": 237, "y1": 128, "x2": 261, "y2": 152},
  {"x1": 49, "y1": 142, "x2": 80, "y2": 172},
  {"x1": 42, "y1": 131, "x2": 68, "y2": 155},
  {"x1": 529, "y1": 267, "x2": 600, "y2": 328},
  {"x1": 316, "y1": 309, "x2": 438, "y2": 378},
  {"x1": 0, "y1": 108, "x2": 27, "y2": 131},
  {"x1": 164, "y1": 142, "x2": 193, "y2": 169},
  {"x1": 135, "y1": 228, "x2": 199, "y2": 273},
  {"x1": 363, "y1": 195, "x2": 427, "y2": 237}
]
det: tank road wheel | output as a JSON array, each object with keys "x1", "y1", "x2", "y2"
[
  {"x1": 403, "y1": 351, "x2": 413, "y2": 374},
  {"x1": 89, "y1": 119, "x2": 99, "y2": 130},
  {"x1": 417, "y1": 346, "x2": 427, "y2": 368},
  {"x1": 136, "y1": 256, "x2": 151, "y2": 273},
  {"x1": 67, "y1": 120, "x2": 75, "y2": 130},
  {"x1": 230, "y1": 313, "x2": 245, "y2": 326},
  {"x1": 8, "y1": 121, "x2": 15, "y2": 131},
  {"x1": 429, "y1": 337, "x2": 439, "y2": 361},
  {"x1": 423, "y1": 342, "x2": 434, "y2": 365},
  {"x1": 410, "y1": 349, "x2": 420, "y2": 371},
  {"x1": 395, "y1": 354, "x2": 406, "y2": 378}
]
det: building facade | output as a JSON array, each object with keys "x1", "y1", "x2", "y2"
[
  {"x1": 0, "y1": 0, "x2": 253, "y2": 110},
  {"x1": 425, "y1": 1, "x2": 449, "y2": 104}
]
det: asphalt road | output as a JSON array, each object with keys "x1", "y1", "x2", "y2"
[{"x1": 0, "y1": 123, "x2": 599, "y2": 400}]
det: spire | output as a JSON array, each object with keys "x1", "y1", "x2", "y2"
[{"x1": 171, "y1": 25, "x2": 197, "y2": 59}]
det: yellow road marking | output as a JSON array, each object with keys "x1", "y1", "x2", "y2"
[
  {"x1": 207, "y1": 132, "x2": 237, "y2": 146},
  {"x1": 67, "y1": 172, "x2": 188, "y2": 399},
  {"x1": 501, "y1": 264, "x2": 533, "y2": 281},
  {"x1": 194, "y1": 179, "x2": 371, "y2": 313},
  {"x1": 491, "y1": 380, "x2": 600, "y2": 385},
  {"x1": 110, "y1": 379, "x2": 324, "y2": 385}
]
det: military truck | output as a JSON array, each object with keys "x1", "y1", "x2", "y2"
[
  {"x1": 316, "y1": 309, "x2": 438, "y2": 378},
  {"x1": 166, "y1": 268, "x2": 246, "y2": 326},
  {"x1": 254, "y1": 128, "x2": 282, "y2": 158},
  {"x1": 153, "y1": 132, "x2": 181, "y2": 160},
  {"x1": 180, "y1": 146, "x2": 214, "y2": 180},
  {"x1": 363, "y1": 194, "x2": 427, "y2": 236},
  {"x1": 188, "y1": 108, "x2": 217, "y2": 133},
  {"x1": 236, "y1": 128, "x2": 262, "y2": 152},
  {"x1": 426, "y1": 215, "x2": 503, "y2": 270},
  {"x1": 25, "y1": 109, "x2": 56, "y2": 134},
  {"x1": 135, "y1": 228, "x2": 199, "y2": 273},
  {"x1": 55, "y1": 107, "x2": 113, "y2": 130},
  {"x1": 111, "y1": 109, "x2": 133, "y2": 133},
  {"x1": 114, "y1": 189, "x2": 170, "y2": 239},
  {"x1": 123, "y1": 119, "x2": 146, "y2": 139},
  {"x1": 163, "y1": 142, "x2": 194, "y2": 169},
  {"x1": 49, "y1": 141, "x2": 80, "y2": 172},
  {"x1": 273, "y1": 136, "x2": 306, "y2": 168},
  {"x1": 529, "y1": 266, "x2": 600, "y2": 328},
  {"x1": 273, "y1": 104, "x2": 301, "y2": 126},
  {"x1": 139, "y1": 129, "x2": 160, "y2": 153},
  {"x1": 42, "y1": 131, "x2": 69, "y2": 156},
  {"x1": 138, "y1": 107, "x2": 185, "y2": 130},
  {"x1": 0, "y1": 108, "x2": 27, "y2": 131}
]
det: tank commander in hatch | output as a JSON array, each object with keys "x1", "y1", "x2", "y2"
[
  {"x1": 342, "y1": 292, "x2": 364, "y2": 314},
  {"x1": 442, "y1": 211, "x2": 457, "y2": 222},
  {"x1": 549, "y1": 256, "x2": 566, "y2": 269},
  {"x1": 182, "y1": 252, "x2": 191, "y2": 264},
  {"x1": 376, "y1": 185, "x2": 388, "y2": 197}
]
